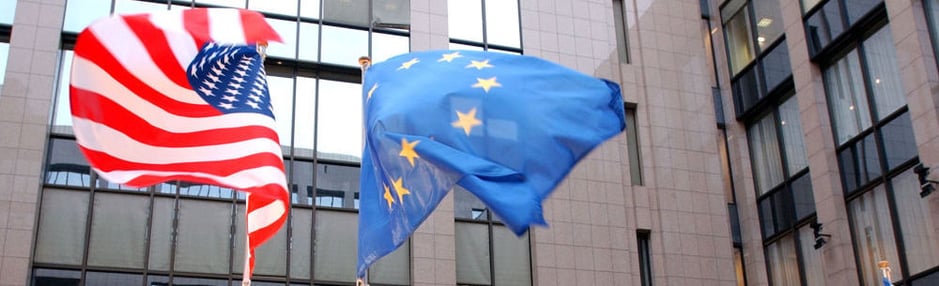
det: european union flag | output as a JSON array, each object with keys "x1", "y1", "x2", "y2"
[{"x1": 357, "y1": 50, "x2": 625, "y2": 277}]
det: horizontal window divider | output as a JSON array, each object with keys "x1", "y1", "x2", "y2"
[{"x1": 810, "y1": 4, "x2": 888, "y2": 64}]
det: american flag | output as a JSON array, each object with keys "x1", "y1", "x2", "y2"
[{"x1": 69, "y1": 8, "x2": 287, "y2": 283}]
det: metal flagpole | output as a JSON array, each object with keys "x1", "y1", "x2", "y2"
[
  {"x1": 241, "y1": 42, "x2": 271, "y2": 286},
  {"x1": 357, "y1": 56, "x2": 372, "y2": 286}
]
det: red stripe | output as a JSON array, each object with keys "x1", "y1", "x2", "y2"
[
  {"x1": 70, "y1": 87, "x2": 280, "y2": 148},
  {"x1": 73, "y1": 31, "x2": 220, "y2": 118},
  {"x1": 182, "y1": 9, "x2": 211, "y2": 48},
  {"x1": 78, "y1": 146, "x2": 285, "y2": 175},
  {"x1": 238, "y1": 9, "x2": 282, "y2": 44},
  {"x1": 122, "y1": 14, "x2": 192, "y2": 90}
]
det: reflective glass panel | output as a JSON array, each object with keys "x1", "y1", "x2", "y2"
[
  {"x1": 456, "y1": 222, "x2": 491, "y2": 285},
  {"x1": 316, "y1": 163, "x2": 360, "y2": 209},
  {"x1": 290, "y1": 208, "x2": 312, "y2": 279},
  {"x1": 293, "y1": 76, "x2": 317, "y2": 157},
  {"x1": 372, "y1": 32, "x2": 410, "y2": 64},
  {"x1": 494, "y1": 226, "x2": 531, "y2": 286},
  {"x1": 838, "y1": 132, "x2": 881, "y2": 192},
  {"x1": 455, "y1": 187, "x2": 489, "y2": 220},
  {"x1": 748, "y1": 114, "x2": 784, "y2": 194},
  {"x1": 369, "y1": 240, "x2": 410, "y2": 285},
  {"x1": 34, "y1": 189, "x2": 89, "y2": 265},
  {"x1": 448, "y1": 0, "x2": 484, "y2": 42},
  {"x1": 485, "y1": 0, "x2": 521, "y2": 48},
  {"x1": 0, "y1": 0, "x2": 15, "y2": 25},
  {"x1": 849, "y1": 186, "x2": 902, "y2": 285},
  {"x1": 323, "y1": 0, "x2": 369, "y2": 26},
  {"x1": 761, "y1": 41, "x2": 791, "y2": 93},
  {"x1": 172, "y1": 277, "x2": 229, "y2": 286},
  {"x1": 321, "y1": 25, "x2": 368, "y2": 66},
  {"x1": 845, "y1": 0, "x2": 882, "y2": 25},
  {"x1": 52, "y1": 50, "x2": 74, "y2": 135},
  {"x1": 891, "y1": 169, "x2": 939, "y2": 274},
  {"x1": 778, "y1": 96, "x2": 807, "y2": 173},
  {"x1": 149, "y1": 197, "x2": 174, "y2": 271},
  {"x1": 791, "y1": 173, "x2": 815, "y2": 221},
  {"x1": 805, "y1": 1, "x2": 845, "y2": 55},
  {"x1": 232, "y1": 204, "x2": 287, "y2": 276},
  {"x1": 87, "y1": 193, "x2": 149, "y2": 268},
  {"x1": 732, "y1": 66, "x2": 762, "y2": 113},
  {"x1": 267, "y1": 74, "x2": 295, "y2": 149},
  {"x1": 45, "y1": 138, "x2": 92, "y2": 187},
  {"x1": 300, "y1": 0, "x2": 321, "y2": 19},
  {"x1": 824, "y1": 50, "x2": 871, "y2": 144},
  {"x1": 862, "y1": 27, "x2": 905, "y2": 119},
  {"x1": 114, "y1": 0, "x2": 168, "y2": 14},
  {"x1": 374, "y1": 0, "x2": 410, "y2": 28},
  {"x1": 314, "y1": 210, "x2": 358, "y2": 283},
  {"x1": 765, "y1": 235, "x2": 800, "y2": 286},
  {"x1": 752, "y1": 0, "x2": 784, "y2": 51},
  {"x1": 267, "y1": 19, "x2": 298, "y2": 59},
  {"x1": 802, "y1": 0, "x2": 822, "y2": 14},
  {"x1": 298, "y1": 22, "x2": 320, "y2": 62},
  {"x1": 85, "y1": 272, "x2": 144, "y2": 286},
  {"x1": 723, "y1": 0, "x2": 754, "y2": 74},
  {"x1": 290, "y1": 160, "x2": 315, "y2": 205},
  {"x1": 316, "y1": 79, "x2": 362, "y2": 161},
  {"x1": 249, "y1": 0, "x2": 299, "y2": 16},
  {"x1": 63, "y1": 0, "x2": 111, "y2": 33},
  {"x1": 880, "y1": 112, "x2": 917, "y2": 170},
  {"x1": 175, "y1": 199, "x2": 232, "y2": 274}
]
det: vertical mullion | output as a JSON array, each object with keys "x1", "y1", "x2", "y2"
[
  {"x1": 167, "y1": 181, "x2": 180, "y2": 284},
  {"x1": 480, "y1": 0, "x2": 488, "y2": 50},
  {"x1": 140, "y1": 187, "x2": 156, "y2": 286}
]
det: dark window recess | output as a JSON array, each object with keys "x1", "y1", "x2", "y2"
[
  {"x1": 761, "y1": 42, "x2": 791, "y2": 94},
  {"x1": 732, "y1": 66, "x2": 763, "y2": 115},
  {"x1": 912, "y1": 270, "x2": 939, "y2": 286},
  {"x1": 881, "y1": 112, "x2": 917, "y2": 170},
  {"x1": 713, "y1": 87, "x2": 725, "y2": 125},
  {"x1": 758, "y1": 188, "x2": 798, "y2": 238},
  {"x1": 728, "y1": 204, "x2": 743, "y2": 245},
  {"x1": 638, "y1": 230, "x2": 653, "y2": 286},
  {"x1": 838, "y1": 132, "x2": 882, "y2": 193},
  {"x1": 791, "y1": 173, "x2": 815, "y2": 221}
]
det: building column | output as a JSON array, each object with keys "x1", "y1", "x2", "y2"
[
  {"x1": 0, "y1": 1, "x2": 65, "y2": 286},
  {"x1": 778, "y1": 0, "x2": 860, "y2": 284}
]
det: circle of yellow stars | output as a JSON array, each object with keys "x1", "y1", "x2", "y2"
[{"x1": 375, "y1": 51, "x2": 502, "y2": 210}]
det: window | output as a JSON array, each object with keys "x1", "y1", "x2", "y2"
[
  {"x1": 638, "y1": 230, "x2": 653, "y2": 286},
  {"x1": 625, "y1": 106, "x2": 643, "y2": 185},
  {"x1": 447, "y1": 0, "x2": 522, "y2": 52},
  {"x1": 613, "y1": 0, "x2": 631, "y2": 63},
  {"x1": 849, "y1": 186, "x2": 901, "y2": 285},
  {"x1": 765, "y1": 235, "x2": 799, "y2": 286},
  {"x1": 804, "y1": 0, "x2": 885, "y2": 57},
  {"x1": 0, "y1": 0, "x2": 15, "y2": 25},
  {"x1": 455, "y1": 188, "x2": 532, "y2": 286},
  {"x1": 927, "y1": 0, "x2": 939, "y2": 70}
]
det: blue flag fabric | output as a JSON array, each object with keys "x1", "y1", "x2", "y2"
[
  {"x1": 357, "y1": 50, "x2": 625, "y2": 277},
  {"x1": 883, "y1": 276, "x2": 891, "y2": 286}
]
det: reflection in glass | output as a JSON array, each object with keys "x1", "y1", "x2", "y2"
[
  {"x1": 929, "y1": 0, "x2": 939, "y2": 64},
  {"x1": 294, "y1": 76, "x2": 317, "y2": 157},
  {"x1": 448, "y1": 0, "x2": 484, "y2": 42},
  {"x1": 323, "y1": 0, "x2": 369, "y2": 26},
  {"x1": 87, "y1": 193, "x2": 149, "y2": 268},
  {"x1": 485, "y1": 0, "x2": 521, "y2": 48},
  {"x1": 723, "y1": 0, "x2": 754, "y2": 74},
  {"x1": 862, "y1": 27, "x2": 905, "y2": 119},
  {"x1": 321, "y1": 25, "x2": 368, "y2": 66},
  {"x1": 801, "y1": 0, "x2": 822, "y2": 14},
  {"x1": 373, "y1": 0, "x2": 410, "y2": 28},
  {"x1": 175, "y1": 199, "x2": 232, "y2": 274},
  {"x1": 249, "y1": 0, "x2": 299, "y2": 16},
  {"x1": 267, "y1": 19, "x2": 298, "y2": 59},
  {"x1": 838, "y1": 132, "x2": 881, "y2": 192},
  {"x1": 267, "y1": 75, "x2": 296, "y2": 148},
  {"x1": 114, "y1": 0, "x2": 168, "y2": 14},
  {"x1": 759, "y1": 198, "x2": 775, "y2": 237},
  {"x1": 455, "y1": 187, "x2": 488, "y2": 220},
  {"x1": 372, "y1": 32, "x2": 410, "y2": 64},
  {"x1": 290, "y1": 160, "x2": 315, "y2": 205},
  {"x1": 791, "y1": 174, "x2": 815, "y2": 221},
  {"x1": 881, "y1": 112, "x2": 917, "y2": 170},
  {"x1": 761, "y1": 42, "x2": 791, "y2": 93},
  {"x1": 850, "y1": 186, "x2": 902, "y2": 285},
  {"x1": 149, "y1": 197, "x2": 174, "y2": 271},
  {"x1": 0, "y1": 0, "x2": 15, "y2": 25},
  {"x1": 778, "y1": 96, "x2": 807, "y2": 174},
  {"x1": 298, "y1": 22, "x2": 320, "y2": 62},
  {"x1": 316, "y1": 80, "x2": 362, "y2": 160},
  {"x1": 456, "y1": 222, "x2": 491, "y2": 284},
  {"x1": 46, "y1": 138, "x2": 92, "y2": 187},
  {"x1": 493, "y1": 226, "x2": 531, "y2": 285},
  {"x1": 805, "y1": 1, "x2": 845, "y2": 55},
  {"x1": 316, "y1": 163, "x2": 360, "y2": 209},
  {"x1": 85, "y1": 272, "x2": 144, "y2": 285},
  {"x1": 732, "y1": 66, "x2": 762, "y2": 113},
  {"x1": 891, "y1": 169, "x2": 939, "y2": 275},
  {"x1": 300, "y1": 0, "x2": 321, "y2": 19},
  {"x1": 53, "y1": 50, "x2": 74, "y2": 135},
  {"x1": 0, "y1": 43, "x2": 8, "y2": 86},
  {"x1": 178, "y1": 181, "x2": 234, "y2": 198},
  {"x1": 772, "y1": 189, "x2": 794, "y2": 230},
  {"x1": 752, "y1": 0, "x2": 784, "y2": 51},
  {"x1": 824, "y1": 50, "x2": 871, "y2": 144},
  {"x1": 290, "y1": 208, "x2": 312, "y2": 279},
  {"x1": 844, "y1": 0, "x2": 882, "y2": 25},
  {"x1": 765, "y1": 235, "x2": 800, "y2": 286},
  {"x1": 63, "y1": 0, "x2": 111, "y2": 33},
  {"x1": 315, "y1": 210, "x2": 358, "y2": 283},
  {"x1": 748, "y1": 114, "x2": 784, "y2": 194},
  {"x1": 34, "y1": 189, "x2": 89, "y2": 265}
]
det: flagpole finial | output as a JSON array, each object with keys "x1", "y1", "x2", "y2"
[
  {"x1": 359, "y1": 56, "x2": 372, "y2": 70},
  {"x1": 356, "y1": 278, "x2": 367, "y2": 286},
  {"x1": 257, "y1": 42, "x2": 268, "y2": 61}
]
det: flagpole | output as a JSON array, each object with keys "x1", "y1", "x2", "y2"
[
  {"x1": 879, "y1": 260, "x2": 892, "y2": 285},
  {"x1": 241, "y1": 42, "x2": 271, "y2": 286},
  {"x1": 357, "y1": 56, "x2": 371, "y2": 286}
]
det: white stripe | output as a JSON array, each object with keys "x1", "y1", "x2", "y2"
[
  {"x1": 148, "y1": 10, "x2": 199, "y2": 73},
  {"x1": 95, "y1": 166, "x2": 286, "y2": 189},
  {"x1": 73, "y1": 117, "x2": 283, "y2": 164},
  {"x1": 207, "y1": 9, "x2": 245, "y2": 44},
  {"x1": 70, "y1": 56, "x2": 277, "y2": 132},
  {"x1": 88, "y1": 16, "x2": 205, "y2": 105},
  {"x1": 248, "y1": 200, "x2": 287, "y2": 232}
]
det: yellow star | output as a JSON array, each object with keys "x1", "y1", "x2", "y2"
[
  {"x1": 472, "y1": 77, "x2": 501, "y2": 93},
  {"x1": 397, "y1": 58, "x2": 420, "y2": 70},
  {"x1": 383, "y1": 184, "x2": 394, "y2": 209},
  {"x1": 465, "y1": 59, "x2": 494, "y2": 70},
  {"x1": 451, "y1": 107, "x2": 482, "y2": 136},
  {"x1": 391, "y1": 177, "x2": 411, "y2": 202},
  {"x1": 438, "y1": 51, "x2": 463, "y2": 62},
  {"x1": 399, "y1": 138, "x2": 421, "y2": 167},
  {"x1": 367, "y1": 83, "x2": 378, "y2": 100}
]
